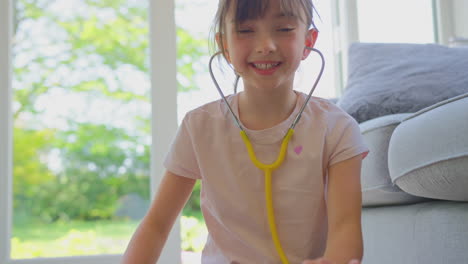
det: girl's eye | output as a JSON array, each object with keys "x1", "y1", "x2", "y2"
[
  {"x1": 237, "y1": 29, "x2": 253, "y2": 33},
  {"x1": 278, "y1": 28, "x2": 295, "y2": 32}
]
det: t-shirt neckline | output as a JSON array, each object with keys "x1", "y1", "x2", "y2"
[{"x1": 225, "y1": 91, "x2": 305, "y2": 145}]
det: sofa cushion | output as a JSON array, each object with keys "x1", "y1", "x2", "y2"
[
  {"x1": 337, "y1": 42, "x2": 468, "y2": 123},
  {"x1": 359, "y1": 113, "x2": 430, "y2": 207},
  {"x1": 388, "y1": 93, "x2": 468, "y2": 201},
  {"x1": 362, "y1": 201, "x2": 468, "y2": 264}
]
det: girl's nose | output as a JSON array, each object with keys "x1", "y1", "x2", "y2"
[{"x1": 255, "y1": 34, "x2": 276, "y2": 54}]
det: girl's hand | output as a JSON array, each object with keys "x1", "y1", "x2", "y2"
[{"x1": 302, "y1": 258, "x2": 361, "y2": 264}]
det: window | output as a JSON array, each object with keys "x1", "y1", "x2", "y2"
[
  {"x1": 10, "y1": 0, "x2": 150, "y2": 260},
  {"x1": 356, "y1": 0, "x2": 435, "y2": 43},
  {"x1": 1, "y1": 0, "x2": 179, "y2": 263}
]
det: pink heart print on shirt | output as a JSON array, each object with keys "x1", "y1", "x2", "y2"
[{"x1": 294, "y1": 145, "x2": 303, "y2": 155}]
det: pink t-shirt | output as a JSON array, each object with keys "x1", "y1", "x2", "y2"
[{"x1": 164, "y1": 92, "x2": 368, "y2": 264}]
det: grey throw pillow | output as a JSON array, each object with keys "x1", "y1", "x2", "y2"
[{"x1": 337, "y1": 43, "x2": 468, "y2": 123}]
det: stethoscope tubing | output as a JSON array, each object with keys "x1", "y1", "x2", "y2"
[{"x1": 208, "y1": 52, "x2": 244, "y2": 131}]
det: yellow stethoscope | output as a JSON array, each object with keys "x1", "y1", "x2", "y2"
[{"x1": 208, "y1": 47, "x2": 325, "y2": 264}]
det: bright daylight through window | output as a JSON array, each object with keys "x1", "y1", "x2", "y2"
[{"x1": 11, "y1": 0, "x2": 150, "y2": 258}]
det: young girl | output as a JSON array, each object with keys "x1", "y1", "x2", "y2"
[{"x1": 122, "y1": 0, "x2": 368, "y2": 263}]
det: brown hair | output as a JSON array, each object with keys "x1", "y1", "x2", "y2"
[{"x1": 210, "y1": 0, "x2": 318, "y2": 58}]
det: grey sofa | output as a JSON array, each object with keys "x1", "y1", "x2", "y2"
[
  {"x1": 359, "y1": 93, "x2": 468, "y2": 264},
  {"x1": 336, "y1": 43, "x2": 468, "y2": 264}
]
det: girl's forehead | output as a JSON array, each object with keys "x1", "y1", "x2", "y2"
[
  {"x1": 228, "y1": 12, "x2": 299, "y2": 24},
  {"x1": 225, "y1": 0, "x2": 303, "y2": 24}
]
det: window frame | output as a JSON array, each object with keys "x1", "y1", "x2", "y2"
[
  {"x1": 0, "y1": 0, "x2": 180, "y2": 263},
  {"x1": 330, "y1": 0, "x2": 359, "y2": 93},
  {"x1": 0, "y1": 0, "x2": 13, "y2": 263},
  {"x1": 433, "y1": 0, "x2": 455, "y2": 45}
]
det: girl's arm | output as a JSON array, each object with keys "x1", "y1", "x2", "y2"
[
  {"x1": 322, "y1": 154, "x2": 364, "y2": 263},
  {"x1": 303, "y1": 154, "x2": 364, "y2": 264},
  {"x1": 121, "y1": 170, "x2": 196, "y2": 264}
]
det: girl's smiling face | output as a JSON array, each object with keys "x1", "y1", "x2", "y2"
[{"x1": 218, "y1": 0, "x2": 317, "y2": 92}]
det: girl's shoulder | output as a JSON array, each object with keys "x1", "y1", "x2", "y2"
[
  {"x1": 299, "y1": 93, "x2": 358, "y2": 128},
  {"x1": 182, "y1": 95, "x2": 233, "y2": 126},
  {"x1": 300, "y1": 94, "x2": 349, "y2": 117}
]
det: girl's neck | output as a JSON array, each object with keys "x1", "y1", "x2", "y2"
[{"x1": 238, "y1": 88, "x2": 297, "y2": 130}]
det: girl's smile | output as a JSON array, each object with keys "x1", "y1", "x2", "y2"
[{"x1": 249, "y1": 61, "x2": 282, "y2": 75}]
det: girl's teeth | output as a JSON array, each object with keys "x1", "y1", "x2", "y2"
[{"x1": 253, "y1": 63, "x2": 279, "y2": 69}]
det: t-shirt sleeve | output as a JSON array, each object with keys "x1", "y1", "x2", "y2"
[
  {"x1": 163, "y1": 114, "x2": 201, "y2": 179},
  {"x1": 326, "y1": 110, "x2": 369, "y2": 167}
]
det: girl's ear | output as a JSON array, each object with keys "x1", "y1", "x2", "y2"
[
  {"x1": 302, "y1": 29, "x2": 319, "y2": 60},
  {"x1": 215, "y1": 32, "x2": 231, "y2": 63}
]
